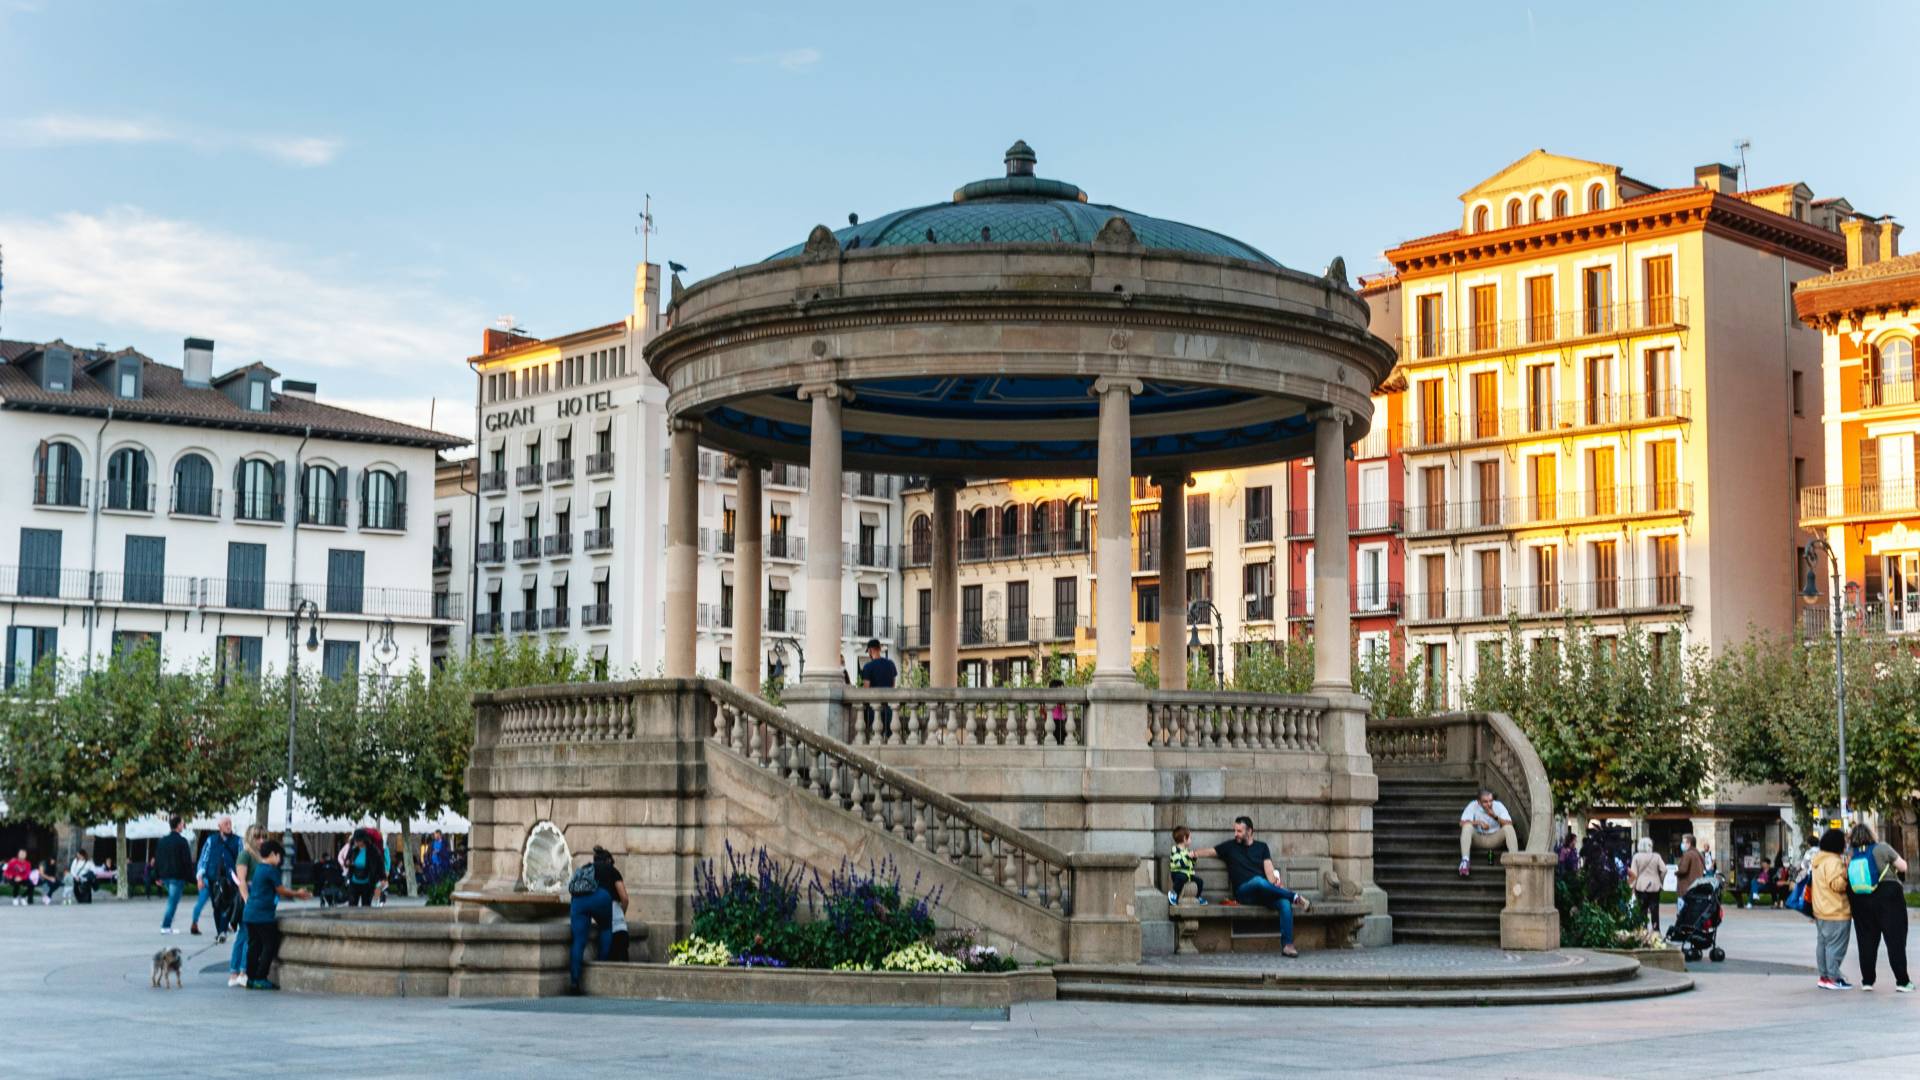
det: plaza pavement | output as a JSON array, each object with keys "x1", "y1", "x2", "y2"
[{"x1": 3, "y1": 895, "x2": 1915, "y2": 1079}]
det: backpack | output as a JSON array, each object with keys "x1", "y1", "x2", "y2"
[
  {"x1": 567, "y1": 864, "x2": 601, "y2": 897},
  {"x1": 1848, "y1": 846, "x2": 1884, "y2": 895},
  {"x1": 1784, "y1": 872, "x2": 1814, "y2": 919}
]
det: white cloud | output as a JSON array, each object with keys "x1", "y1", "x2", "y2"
[
  {"x1": 734, "y1": 47, "x2": 821, "y2": 72},
  {"x1": 12, "y1": 113, "x2": 343, "y2": 167},
  {"x1": 0, "y1": 207, "x2": 484, "y2": 420}
]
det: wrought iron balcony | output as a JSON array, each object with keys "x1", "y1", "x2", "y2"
[
  {"x1": 515, "y1": 464, "x2": 544, "y2": 489},
  {"x1": 545, "y1": 533, "x2": 573, "y2": 557},
  {"x1": 581, "y1": 602, "x2": 612, "y2": 628},
  {"x1": 31, "y1": 474, "x2": 88, "y2": 509},
  {"x1": 585, "y1": 452, "x2": 614, "y2": 476},
  {"x1": 1405, "y1": 484, "x2": 1692, "y2": 536},
  {"x1": 1800, "y1": 482, "x2": 1920, "y2": 525},
  {"x1": 478, "y1": 469, "x2": 507, "y2": 493},
  {"x1": 584, "y1": 528, "x2": 614, "y2": 552},
  {"x1": 1403, "y1": 575, "x2": 1691, "y2": 625},
  {"x1": 1401, "y1": 297, "x2": 1689, "y2": 362},
  {"x1": 476, "y1": 541, "x2": 507, "y2": 565},
  {"x1": 1402, "y1": 389, "x2": 1693, "y2": 451},
  {"x1": 101, "y1": 482, "x2": 156, "y2": 513},
  {"x1": 169, "y1": 485, "x2": 221, "y2": 518},
  {"x1": 547, "y1": 459, "x2": 574, "y2": 483}
]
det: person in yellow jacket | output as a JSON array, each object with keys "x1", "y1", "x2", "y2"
[{"x1": 1810, "y1": 827, "x2": 1854, "y2": 990}]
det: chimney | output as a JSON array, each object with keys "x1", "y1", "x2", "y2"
[
  {"x1": 1841, "y1": 217, "x2": 1883, "y2": 270},
  {"x1": 281, "y1": 379, "x2": 317, "y2": 402},
  {"x1": 182, "y1": 338, "x2": 214, "y2": 387},
  {"x1": 1695, "y1": 163, "x2": 1739, "y2": 195},
  {"x1": 635, "y1": 262, "x2": 661, "y2": 338},
  {"x1": 1882, "y1": 218, "x2": 1903, "y2": 260}
]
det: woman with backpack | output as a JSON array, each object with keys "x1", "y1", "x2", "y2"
[
  {"x1": 566, "y1": 847, "x2": 628, "y2": 995},
  {"x1": 1810, "y1": 827, "x2": 1855, "y2": 990},
  {"x1": 1846, "y1": 824, "x2": 1912, "y2": 992}
]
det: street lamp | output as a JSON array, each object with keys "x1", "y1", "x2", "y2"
[
  {"x1": 1185, "y1": 599, "x2": 1225, "y2": 688},
  {"x1": 767, "y1": 637, "x2": 804, "y2": 682},
  {"x1": 1799, "y1": 537, "x2": 1851, "y2": 826},
  {"x1": 372, "y1": 616, "x2": 399, "y2": 676},
  {"x1": 285, "y1": 598, "x2": 321, "y2": 866}
]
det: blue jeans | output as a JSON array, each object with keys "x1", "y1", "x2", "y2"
[
  {"x1": 190, "y1": 882, "x2": 211, "y2": 926},
  {"x1": 160, "y1": 879, "x2": 185, "y2": 928},
  {"x1": 568, "y1": 890, "x2": 613, "y2": 988},
  {"x1": 1235, "y1": 878, "x2": 1299, "y2": 945},
  {"x1": 229, "y1": 920, "x2": 249, "y2": 974}
]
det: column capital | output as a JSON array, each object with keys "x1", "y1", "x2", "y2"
[
  {"x1": 797, "y1": 381, "x2": 852, "y2": 403},
  {"x1": 728, "y1": 453, "x2": 769, "y2": 472},
  {"x1": 669, "y1": 415, "x2": 702, "y2": 435},
  {"x1": 1090, "y1": 376, "x2": 1143, "y2": 398},
  {"x1": 1310, "y1": 405, "x2": 1354, "y2": 428},
  {"x1": 1148, "y1": 469, "x2": 1191, "y2": 490},
  {"x1": 930, "y1": 476, "x2": 967, "y2": 492}
]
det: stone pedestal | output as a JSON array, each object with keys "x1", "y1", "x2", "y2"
[
  {"x1": 1066, "y1": 852, "x2": 1143, "y2": 964},
  {"x1": 1499, "y1": 852, "x2": 1561, "y2": 951},
  {"x1": 781, "y1": 680, "x2": 846, "y2": 740}
]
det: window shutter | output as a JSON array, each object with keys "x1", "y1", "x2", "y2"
[
  {"x1": 395, "y1": 470, "x2": 408, "y2": 528},
  {"x1": 358, "y1": 468, "x2": 369, "y2": 523},
  {"x1": 271, "y1": 461, "x2": 286, "y2": 512}
]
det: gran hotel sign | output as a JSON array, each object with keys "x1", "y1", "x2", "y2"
[{"x1": 484, "y1": 390, "x2": 616, "y2": 432}]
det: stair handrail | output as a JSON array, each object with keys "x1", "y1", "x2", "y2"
[
  {"x1": 1369, "y1": 712, "x2": 1553, "y2": 853},
  {"x1": 1475, "y1": 710, "x2": 1553, "y2": 853},
  {"x1": 703, "y1": 679, "x2": 1075, "y2": 911}
]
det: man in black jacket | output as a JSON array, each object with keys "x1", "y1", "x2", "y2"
[{"x1": 154, "y1": 816, "x2": 194, "y2": 934}]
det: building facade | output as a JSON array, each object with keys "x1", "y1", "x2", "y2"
[
  {"x1": 2, "y1": 336, "x2": 463, "y2": 686},
  {"x1": 1383, "y1": 151, "x2": 1844, "y2": 704},
  {"x1": 452, "y1": 264, "x2": 903, "y2": 682},
  {"x1": 1794, "y1": 219, "x2": 1913, "y2": 632}
]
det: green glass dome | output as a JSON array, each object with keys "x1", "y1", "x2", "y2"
[{"x1": 766, "y1": 141, "x2": 1278, "y2": 267}]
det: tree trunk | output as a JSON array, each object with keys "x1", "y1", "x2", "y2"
[
  {"x1": 253, "y1": 785, "x2": 271, "y2": 832},
  {"x1": 115, "y1": 821, "x2": 130, "y2": 900},
  {"x1": 400, "y1": 823, "x2": 417, "y2": 900}
]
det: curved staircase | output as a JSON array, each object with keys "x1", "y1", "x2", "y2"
[{"x1": 1374, "y1": 779, "x2": 1503, "y2": 945}]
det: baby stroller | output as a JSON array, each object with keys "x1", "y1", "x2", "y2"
[
  {"x1": 313, "y1": 858, "x2": 348, "y2": 908},
  {"x1": 1665, "y1": 871, "x2": 1726, "y2": 962}
]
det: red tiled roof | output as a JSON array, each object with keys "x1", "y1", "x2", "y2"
[
  {"x1": 0, "y1": 340, "x2": 465, "y2": 449},
  {"x1": 1733, "y1": 183, "x2": 1795, "y2": 201},
  {"x1": 1797, "y1": 251, "x2": 1920, "y2": 291}
]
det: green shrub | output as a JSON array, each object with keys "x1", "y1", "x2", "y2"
[{"x1": 422, "y1": 877, "x2": 457, "y2": 907}]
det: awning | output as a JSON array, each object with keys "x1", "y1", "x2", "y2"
[
  {"x1": 719, "y1": 647, "x2": 732, "y2": 663},
  {"x1": 523, "y1": 429, "x2": 541, "y2": 445},
  {"x1": 592, "y1": 566, "x2": 610, "y2": 583},
  {"x1": 772, "y1": 500, "x2": 792, "y2": 516},
  {"x1": 589, "y1": 645, "x2": 608, "y2": 661},
  {"x1": 486, "y1": 436, "x2": 505, "y2": 452},
  {"x1": 861, "y1": 511, "x2": 879, "y2": 525},
  {"x1": 593, "y1": 416, "x2": 613, "y2": 432},
  {"x1": 551, "y1": 571, "x2": 568, "y2": 588},
  {"x1": 552, "y1": 495, "x2": 571, "y2": 514},
  {"x1": 520, "y1": 573, "x2": 537, "y2": 589},
  {"x1": 486, "y1": 577, "x2": 503, "y2": 592},
  {"x1": 723, "y1": 494, "x2": 736, "y2": 511},
  {"x1": 770, "y1": 574, "x2": 791, "y2": 590},
  {"x1": 487, "y1": 506, "x2": 505, "y2": 523},
  {"x1": 593, "y1": 491, "x2": 612, "y2": 508},
  {"x1": 721, "y1": 571, "x2": 735, "y2": 586},
  {"x1": 436, "y1": 512, "x2": 451, "y2": 526},
  {"x1": 86, "y1": 790, "x2": 469, "y2": 838},
  {"x1": 859, "y1": 582, "x2": 879, "y2": 598}
]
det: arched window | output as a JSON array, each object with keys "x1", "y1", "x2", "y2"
[
  {"x1": 105, "y1": 447, "x2": 152, "y2": 512},
  {"x1": 1528, "y1": 194, "x2": 1544, "y2": 222},
  {"x1": 362, "y1": 468, "x2": 403, "y2": 530},
  {"x1": 235, "y1": 458, "x2": 281, "y2": 522},
  {"x1": 909, "y1": 514, "x2": 932, "y2": 565},
  {"x1": 32, "y1": 441, "x2": 85, "y2": 507},
  {"x1": 301, "y1": 463, "x2": 342, "y2": 526},
  {"x1": 964, "y1": 507, "x2": 991, "y2": 560},
  {"x1": 1030, "y1": 501, "x2": 1054, "y2": 553},
  {"x1": 1552, "y1": 190, "x2": 1569, "y2": 218},
  {"x1": 1065, "y1": 497, "x2": 1087, "y2": 549},
  {"x1": 171, "y1": 453, "x2": 214, "y2": 516},
  {"x1": 1505, "y1": 199, "x2": 1522, "y2": 227},
  {"x1": 1587, "y1": 183, "x2": 1607, "y2": 212},
  {"x1": 1872, "y1": 338, "x2": 1915, "y2": 404},
  {"x1": 999, "y1": 504, "x2": 1022, "y2": 557},
  {"x1": 1471, "y1": 205, "x2": 1489, "y2": 233}
]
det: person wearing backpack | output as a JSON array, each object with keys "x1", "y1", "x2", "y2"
[
  {"x1": 1810, "y1": 827, "x2": 1855, "y2": 990},
  {"x1": 1846, "y1": 824, "x2": 1911, "y2": 992},
  {"x1": 566, "y1": 847, "x2": 626, "y2": 995}
]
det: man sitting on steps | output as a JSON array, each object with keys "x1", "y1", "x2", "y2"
[
  {"x1": 1459, "y1": 786, "x2": 1518, "y2": 877},
  {"x1": 1192, "y1": 816, "x2": 1312, "y2": 958}
]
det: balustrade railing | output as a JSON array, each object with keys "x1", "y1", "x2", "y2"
[
  {"x1": 1369, "y1": 713, "x2": 1552, "y2": 851},
  {"x1": 840, "y1": 688, "x2": 1087, "y2": 748},
  {"x1": 1145, "y1": 692, "x2": 1326, "y2": 751}
]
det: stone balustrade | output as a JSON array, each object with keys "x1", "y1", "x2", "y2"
[
  {"x1": 1144, "y1": 691, "x2": 1327, "y2": 752},
  {"x1": 493, "y1": 689, "x2": 640, "y2": 745},
  {"x1": 1367, "y1": 712, "x2": 1552, "y2": 851},
  {"x1": 838, "y1": 687, "x2": 1086, "y2": 748}
]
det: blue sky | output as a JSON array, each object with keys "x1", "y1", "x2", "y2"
[{"x1": 3, "y1": 1, "x2": 1915, "y2": 443}]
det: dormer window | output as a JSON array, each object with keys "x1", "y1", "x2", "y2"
[
  {"x1": 1471, "y1": 206, "x2": 1489, "y2": 233},
  {"x1": 1552, "y1": 191, "x2": 1569, "y2": 218},
  {"x1": 1587, "y1": 183, "x2": 1608, "y2": 212},
  {"x1": 1505, "y1": 198, "x2": 1522, "y2": 227},
  {"x1": 116, "y1": 357, "x2": 141, "y2": 400},
  {"x1": 248, "y1": 378, "x2": 268, "y2": 411}
]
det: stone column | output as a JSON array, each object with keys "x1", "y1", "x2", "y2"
[
  {"x1": 1092, "y1": 377, "x2": 1141, "y2": 686},
  {"x1": 929, "y1": 479, "x2": 960, "y2": 688},
  {"x1": 733, "y1": 457, "x2": 764, "y2": 695},
  {"x1": 663, "y1": 417, "x2": 700, "y2": 678},
  {"x1": 1155, "y1": 472, "x2": 1188, "y2": 691},
  {"x1": 800, "y1": 384, "x2": 845, "y2": 685},
  {"x1": 1311, "y1": 409, "x2": 1352, "y2": 692}
]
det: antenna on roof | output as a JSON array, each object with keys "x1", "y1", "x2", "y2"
[
  {"x1": 635, "y1": 194, "x2": 657, "y2": 269},
  {"x1": 1733, "y1": 139, "x2": 1752, "y2": 192},
  {"x1": 495, "y1": 315, "x2": 526, "y2": 335}
]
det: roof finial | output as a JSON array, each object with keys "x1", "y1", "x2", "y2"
[{"x1": 1005, "y1": 140, "x2": 1036, "y2": 178}]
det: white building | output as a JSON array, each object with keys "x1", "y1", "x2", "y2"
[
  {"x1": 450, "y1": 264, "x2": 904, "y2": 682},
  {"x1": 0, "y1": 336, "x2": 464, "y2": 685}
]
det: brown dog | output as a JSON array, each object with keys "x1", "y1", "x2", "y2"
[{"x1": 151, "y1": 947, "x2": 183, "y2": 989}]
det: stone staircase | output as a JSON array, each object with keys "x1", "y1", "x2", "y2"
[{"x1": 1374, "y1": 779, "x2": 1504, "y2": 945}]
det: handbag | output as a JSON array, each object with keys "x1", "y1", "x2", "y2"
[{"x1": 1784, "y1": 872, "x2": 1814, "y2": 919}]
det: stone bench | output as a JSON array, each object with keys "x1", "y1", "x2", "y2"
[{"x1": 1169, "y1": 899, "x2": 1372, "y2": 954}]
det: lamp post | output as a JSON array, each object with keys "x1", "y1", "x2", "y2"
[
  {"x1": 285, "y1": 599, "x2": 321, "y2": 862},
  {"x1": 1185, "y1": 599, "x2": 1226, "y2": 688},
  {"x1": 1799, "y1": 537, "x2": 1851, "y2": 826},
  {"x1": 768, "y1": 637, "x2": 804, "y2": 683}
]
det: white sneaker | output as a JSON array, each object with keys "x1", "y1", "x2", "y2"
[{"x1": 228, "y1": 974, "x2": 246, "y2": 988}]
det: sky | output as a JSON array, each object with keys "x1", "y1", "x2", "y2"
[{"x1": 3, "y1": 0, "x2": 1917, "y2": 446}]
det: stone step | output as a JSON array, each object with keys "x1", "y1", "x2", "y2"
[
  {"x1": 1387, "y1": 910, "x2": 1503, "y2": 930},
  {"x1": 1391, "y1": 926, "x2": 1505, "y2": 945},
  {"x1": 1384, "y1": 892, "x2": 1506, "y2": 913},
  {"x1": 1051, "y1": 960, "x2": 1693, "y2": 1007}
]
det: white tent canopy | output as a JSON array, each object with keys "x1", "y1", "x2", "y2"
[{"x1": 81, "y1": 788, "x2": 468, "y2": 839}]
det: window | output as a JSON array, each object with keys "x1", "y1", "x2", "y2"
[
  {"x1": 123, "y1": 535, "x2": 166, "y2": 604},
  {"x1": 111, "y1": 630, "x2": 161, "y2": 659},
  {"x1": 1533, "y1": 546, "x2": 1558, "y2": 613},
  {"x1": 1006, "y1": 581, "x2": 1029, "y2": 641},
  {"x1": 1525, "y1": 275, "x2": 1554, "y2": 343},
  {"x1": 1357, "y1": 546, "x2": 1386, "y2": 611},
  {"x1": 1136, "y1": 509, "x2": 1158, "y2": 572},
  {"x1": 1652, "y1": 535, "x2": 1681, "y2": 605},
  {"x1": 1530, "y1": 454, "x2": 1558, "y2": 522},
  {"x1": 595, "y1": 428, "x2": 612, "y2": 457},
  {"x1": 962, "y1": 584, "x2": 984, "y2": 644},
  {"x1": 217, "y1": 636, "x2": 263, "y2": 685},
  {"x1": 998, "y1": 504, "x2": 1022, "y2": 558},
  {"x1": 1474, "y1": 460, "x2": 1501, "y2": 527},
  {"x1": 5, "y1": 626, "x2": 57, "y2": 689},
  {"x1": 917, "y1": 589, "x2": 933, "y2": 646},
  {"x1": 1419, "y1": 465, "x2": 1446, "y2": 531},
  {"x1": 1136, "y1": 583, "x2": 1159, "y2": 623},
  {"x1": 362, "y1": 469, "x2": 403, "y2": 530},
  {"x1": 1422, "y1": 553, "x2": 1446, "y2": 620},
  {"x1": 1471, "y1": 371, "x2": 1498, "y2": 439},
  {"x1": 858, "y1": 522, "x2": 878, "y2": 565},
  {"x1": 856, "y1": 593, "x2": 878, "y2": 638},
  {"x1": 1552, "y1": 190, "x2": 1569, "y2": 218},
  {"x1": 720, "y1": 583, "x2": 734, "y2": 627},
  {"x1": 1477, "y1": 549, "x2": 1503, "y2": 617},
  {"x1": 225, "y1": 542, "x2": 266, "y2": 609},
  {"x1": 909, "y1": 514, "x2": 932, "y2": 564},
  {"x1": 33, "y1": 441, "x2": 85, "y2": 507},
  {"x1": 1186, "y1": 493, "x2": 1210, "y2": 547},
  {"x1": 1528, "y1": 194, "x2": 1543, "y2": 222},
  {"x1": 172, "y1": 453, "x2": 214, "y2": 516},
  {"x1": 1357, "y1": 463, "x2": 1388, "y2": 530},
  {"x1": 1792, "y1": 371, "x2": 1805, "y2": 417},
  {"x1": 1587, "y1": 183, "x2": 1607, "y2": 212},
  {"x1": 1416, "y1": 378, "x2": 1446, "y2": 445},
  {"x1": 767, "y1": 587, "x2": 789, "y2": 633},
  {"x1": 1581, "y1": 265, "x2": 1613, "y2": 334},
  {"x1": 1243, "y1": 561, "x2": 1274, "y2": 620},
  {"x1": 1526, "y1": 363, "x2": 1555, "y2": 432},
  {"x1": 1186, "y1": 567, "x2": 1212, "y2": 605},
  {"x1": 1471, "y1": 205, "x2": 1489, "y2": 233},
  {"x1": 1587, "y1": 447, "x2": 1617, "y2": 516},
  {"x1": 1642, "y1": 255, "x2": 1673, "y2": 325},
  {"x1": 301, "y1": 464, "x2": 344, "y2": 526},
  {"x1": 1591, "y1": 540, "x2": 1619, "y2": 609},
  {"x1": 490, "y1": 447, "x2": 507, "y2": 474},
  {"x1": 1644, "y1": 347, "x2": 1677, "y2": 417},
  {"x1": 1505, "y1": 198, "x2": 1522, "y2": 228},
  {"x1": 1649, "y1": 441, "x2": 1678, "y2": 511},
  {"x1": 322, "y1": 641, "x2": 360, "y2": 682},
  {"x1": 1053, "y1": 577, "x2": 1077, "y2": 633},
  {"x1": 105, "y1": 447, "x2": 152, "y2": 512},
  {"x1": 1584, "y1": 355, "x2": 1615, "y2": 425},
  {"x1": 1470, "y1": 284, "x2": 1497, "y2": 351},
  {"x1": 325, "y1": 549, "x2": 365, "y2": 614},
  {"x1": 116, "y1": 358, "x2": 140, "y2": 399},
  {"x1": 18, "y1": 528, "x2": 62, "y2": 599},
  {"x1": 1245, "y1": 485, "x2": 1273, "y2": 541},
  {"x1": 247, "y1": 379, "x2": 268, "y2": 411},
  {"x1": 1416, "y1": 294, "x2": 1444, "y2": 358},
  {"x1": 1423, "y1": 642, "x2": 1448, "y2": 709},
  {"x1": 1868, "y1": 338, "x2": 1915, "y2": 405}
]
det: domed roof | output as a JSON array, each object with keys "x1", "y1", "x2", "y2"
[{"x1": 766, "y1": 141, "x2": 1278, "y2": 267}]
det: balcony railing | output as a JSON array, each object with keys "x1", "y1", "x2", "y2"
[
  {"x1": 949, "y1": 529, "x2": 1091, "y2": 566},
  {"x1": 584, "y1": 528, "x2": 614, "y2": 552},
  {"x1": 540, "y1": 606, "x2": 570, "y2": 630},
  {"x1": 846, "y1": 473, "x2": 893, "y2": 499},
  {"x1": 169, "y1": 485, "x2": 221, "y2": 518},
  {"x1": 767, "y1": 464, "x2": 808, "y2": 489},
  {"x1": 478, "y1": 469, "x2": 507, "y2": 494},
  {"x1": 32, "y1": 475, "x2": 88, "y2": 509},
  {"x1": 1285, "y1": 500, "x2": 1405, "y2": 538},
  {"x1": 1402, "y1": 297, "x2": 1690, "y2": 362},
  {"x1": 0, "y1": 565, "x2": 94, "y2": 602},
  {"x1": 764, "y1": 608, "x2": 804, "y2": 635},
  {"x1": 476, "y1": 541, "x2": 506, "y2": 564},
  {"x1": 766, "y1": 534, "x2": 804, "y2": 561},
  {"x1": 1032, "y1": 614, "x2": 1080, "y2": 641},
  {"x1": 515, "y1": 464, "x2": 543, "y2": 489},
  {"x1": 1244, "y1": 516, "x2": 1274, "y2": 543},
  {"x1": 1287, "y1": 582, "x2": 1405, "y2": 619},
  {"x1": 1800, "y1": 483, "x2": 1920, "y2": 523},
  {"x1": 1403, "y1": 389, "x2": 1694, "y2": 450},
  {"x1": 700, "y1": 529, "x2": 736, "y2": 556},
  {"x1": 509, "y1": 610, "x2": 534, "y2": 632},
  {"x1": 512, "y1": 537, "x2": 542, "y2": 561},
  {"x1": 1136, "y1": 545, "x2": 1158, "y2": 573},
  {"x1": 842, "y1": 614, "x2": 896, "y2": 640},
  {"x1": 362, "y1": 501, "x2": 406, "y2": 532},
  {"x1": 545, "y1": 533, "x2": 573, "y2": 557},
  {"x1": 1406, "y1": 483, "x2": 1692, "y2": 536},
  {"x1": 432, "y1": 545, "x2": 454, "y2": 570},
  {"x1": 432, "y1": 592, "x2": 462, "y2": 620},
  {"x1": 585, "y1": 452, "x2": 614, "y2": 476},
  {"x1": 1859, "y1": 374, "x2": 1920, "y2": 410},
  {"x1": 101, "y1": 482, "x2": 156, "y2": 513},
  {"x1": 1404, "y1": 575, "x2": 1692, "y2": 624},
  {"x1": 547, "y1": 459, "x2": 574, "y2": 483},
  {"x1": 1804, "y1": 597, "x2": 1920, "y2": 637},
  {"x1": 1243, "y1": 595, "x2": 1276, "y2": 622},
  {"x1": 234, "y1": 493, "x2": 284, "y2": 523},
  {"x1": 298, "y1": 497, "x2": 347, "y2": 527},
  {"x1": 847, "y1": 542, "x2": 892, "y2": 569},
  {"x1": 581, "y1": 602, "x2": 612, "y2": 628},
  {"x1": 697, "y1": 604, "x2": 734, "y2": 630},
  {"x1": 93, "y1": 571, "x2": 197, "y2": 606},
  {"x1": 473, "y1": 611, "x2": 502, "y2": 635}
]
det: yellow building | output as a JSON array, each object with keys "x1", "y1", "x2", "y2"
[
  {"x1": 1794, "y1": 219, "x2": 1915, "y2": 630},
  {"x1": 1383, "y1": 151, "x2": 1844, "y2": 703}
]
